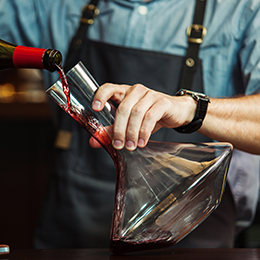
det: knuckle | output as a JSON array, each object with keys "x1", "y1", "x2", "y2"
[
  {"x1": 126, "y1": 129, "x2": 138, "y2": 139},
  {"x1": 117, "y1": 103, "x2": 129, "y2": 114},
  {"x1": 131, "y1": 105, "x2": 143, "y2": 116},
  {"x1": 145, "y1": 110, "x2": 155, "y2": 120},
  {"x1": 102, "y1": 82, "x2": 110, "y2": 87},
  {"x1": 132, "y1": 83, "x2": 147, "y2": 93},
  {"x1": 113, "y1": 132, "x2": 124, "y2": 140},
  {"x1": 139, "y1": 127, "x2": 150, "y2": 137},
  {"x1": 112, "y1": 127, "x2": 124, "y2": 139},
  {"x1": 101, "y1": 82, "x2": 113, "y2": 89},
  {"x1": 145, "y1": 88, "x2": 157, "y2": 98}
]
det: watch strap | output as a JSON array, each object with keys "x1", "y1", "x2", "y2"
[{"x1": 174, "y1": 89, "x2": 209, "y2": 134}]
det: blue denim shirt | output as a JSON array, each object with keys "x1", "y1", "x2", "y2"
[{"x1": 0, "y1": 0, "x2": 259, "y2": 230}]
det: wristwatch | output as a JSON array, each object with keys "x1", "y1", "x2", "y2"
[{"x1": 174, "y1": 89, "x2": 210, "y2": 134}]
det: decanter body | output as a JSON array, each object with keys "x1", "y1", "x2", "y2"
[{"x1": 46, "y1": 62, "x2": 233, "y2": 254}]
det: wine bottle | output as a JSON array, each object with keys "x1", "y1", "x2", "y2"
[{"x1": 0, "y1": 39, "x2": 62, "y2": 72}]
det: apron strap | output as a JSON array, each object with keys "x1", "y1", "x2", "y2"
[
  {"x1": 64, "y1": 0, "x2": 100, "y2": 72},
  {"x1": 179, "y1": 0, "x2": 207, "y2": 91}
]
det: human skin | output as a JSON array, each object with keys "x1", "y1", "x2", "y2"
[{"x1": 90, "y1": 83, "x2": 260, "y2": 155}]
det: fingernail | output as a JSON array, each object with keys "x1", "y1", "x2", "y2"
[
  {"x1": 92, "y1": 100, "x2": 101, "y2": 110},
  {"x1": 138, "y1": 138, "x2": 145, "y2": 147},
  {"x1": 113, "y1": 140, "x2": 124, "y2": 149},
  {"x1": 126, "y1": 140, "x2": 135, "y2": 151}
]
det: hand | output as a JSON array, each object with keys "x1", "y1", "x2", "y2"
[{"x1": 89, "y1": 83, "x2": 197, "y2": 151}]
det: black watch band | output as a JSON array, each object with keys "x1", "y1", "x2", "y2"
[{"x1": 174, "y1": 89, "x2": 210, "y2": 134}]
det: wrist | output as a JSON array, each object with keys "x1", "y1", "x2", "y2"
[
  {"x1": 182, "y1": 95, "x2": 197, "y2": 125},
  {"x1": 174, "y1": 89, "x2": 210, "y2": 134}
]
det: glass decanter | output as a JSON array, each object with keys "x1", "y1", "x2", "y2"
[{"x1": 46, "y1": 62, "x2": 233, "y2": 254}]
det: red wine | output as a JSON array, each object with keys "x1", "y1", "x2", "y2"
[
  {"x1": 110, "y1": 236, "x2": 175, "y2": 254},
  {"x1": 109, "y1": 148, "x2": 176, "y2": 254},
  {"x1": 56, "y1": 65, "x2": 71, "y2": 108},
  {"x1": 56, "y1": 66, "x2": 114, "y2": 148}
]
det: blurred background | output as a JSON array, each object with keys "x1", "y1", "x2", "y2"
[
  {"x1": 0, "y1": 68, "x2": 55, "y2": 248},
  {"x1": 0, "y1": 69, "x2": 259, "y2": 249}
]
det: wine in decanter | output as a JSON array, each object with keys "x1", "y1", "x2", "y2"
[{"x1": 46, "y1": 62, "x2": 233, "y2": 254}]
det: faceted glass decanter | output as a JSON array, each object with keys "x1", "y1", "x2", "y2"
[{"x1": 46, "y1": 62, "x2": 233, "y2": 254}]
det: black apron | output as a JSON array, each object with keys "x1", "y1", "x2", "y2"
[{"x1": 34, "y1": 4, "x2": 235, "y2": 249}]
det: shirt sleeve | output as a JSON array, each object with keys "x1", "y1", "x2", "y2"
[{"x1": 239, "y1": 0, "x2": 260, "y2": 95}]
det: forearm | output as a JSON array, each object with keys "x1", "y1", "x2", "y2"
[{"x1": 199, "y1": 94, "x2": 260, "y2": 154}]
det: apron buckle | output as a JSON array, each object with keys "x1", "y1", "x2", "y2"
[
  {"x1": 81, "y1": 4, "x2": 100, "y2": 25},
  {"x1": 187, "y1": 24, "x2": 207, "y2": 44}
]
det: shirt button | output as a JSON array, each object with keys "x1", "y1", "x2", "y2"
[{"x1": 138, "y1": 6, "x2": 148, "y2": 15}]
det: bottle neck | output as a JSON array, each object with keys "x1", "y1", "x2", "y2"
[{"x1": 43, "y1": 49, "x2": 62, "y2": 72}]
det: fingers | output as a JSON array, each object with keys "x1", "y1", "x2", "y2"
[
  {"x1": 89, "y1": 136, "x2": 102, "y2": 148},
  {"x1": 112, "y1": 85, "x2": 173, "y2": 151},
  {"x1": 91, "y1": 82, "x2": 197, "y2": 152},
  {"x1": 92, "y1": 83, "x2": 129, "y2": 111},
  {"x1": 114, "y1": 92, "x2": 196, "y2": 151},
  {"x1": 112, "y1": 84, "x2": 150, "y2": 150},
  {"x1": 125, "y1": 93, "x2": 173, "y2": 149}
]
